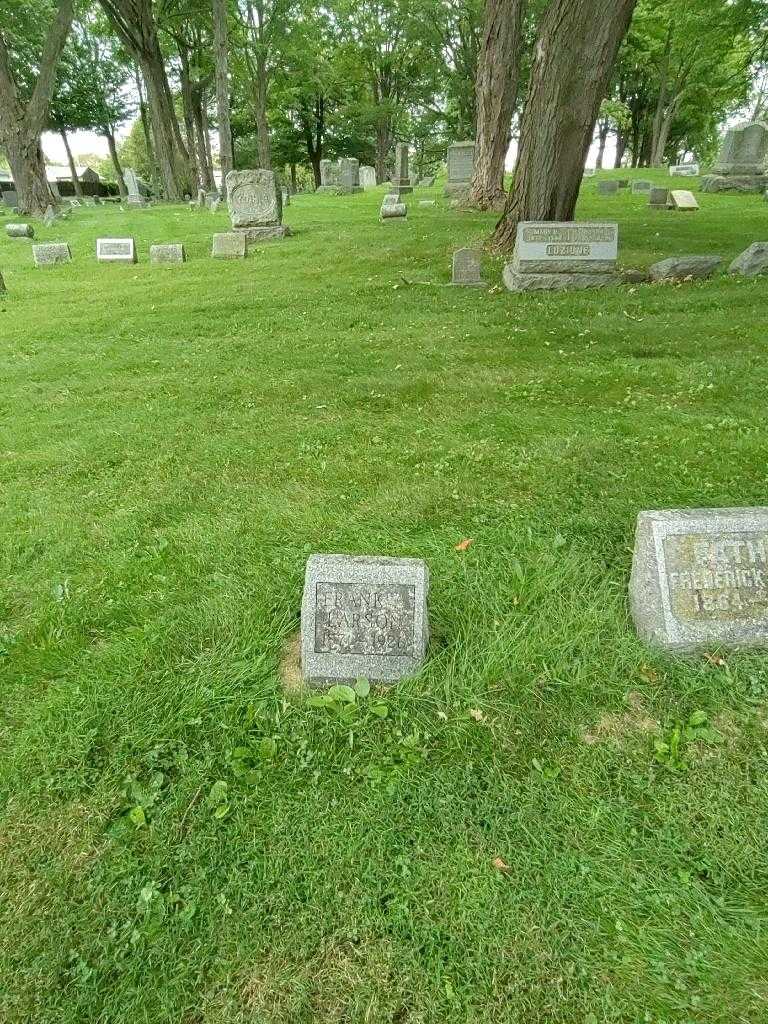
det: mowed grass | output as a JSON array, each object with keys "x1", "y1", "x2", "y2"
[{"x1": 2, "y1": 172, "x2": 768, "y2": 1024}]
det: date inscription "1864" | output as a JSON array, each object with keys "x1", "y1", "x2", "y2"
[
  {"x1": 314, "y1": 582, "x2": 415, "y2": 656},
  {"x1": 664, "y1": 533, "x2": 768, "y2": 622}
]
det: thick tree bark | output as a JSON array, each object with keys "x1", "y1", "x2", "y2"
[
  {"x1": 0, "y1": 0, "x2": 74, "y2": 216},
  {"x1": 192, "y1": 85, "x2": 215, "y2": 190},
  {"x1": 650, "y1": 30, "x2": 671, "y2": 166},
  {"x1": 492, "y1": 0, "x2": 639, "y2": 251},
  {"x1": 99, "y1": 0, "x2": 192, "y2": 198},
  {"x1": 60, "y1": 128, "x2": 83, "y2": 196},
  {"x1": 212, "y1": 0, "x2": 234, "y2": 193},
  {"x1": 253, "y1": 54, "x2": 272, "y2": 169},
  {"x1": 468, "y1": 0, "x2": 526, "y2": 210},
  {"x1": 105, "y1": 129, "x2": 128, "y2": 196},
  {"x1": 177, "y1": 45, "x2": 200, "y2": 190},
  {"x1": 135, "y1": 67, "x2": 159, "y2": 184},
  {"x1": 614, "y1": 129, "x2": 626, "y2": 167},
  {"x1": 201, "y1": 97, "x2": 216, "y2": 187},
  {"x1": 595, "y1": 120, "x2": 609, "y2": 169},
  {"x1": 300, "y1": 94, "x2": 324, "y2": 187}
]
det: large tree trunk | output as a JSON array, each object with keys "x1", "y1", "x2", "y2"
[
  {"x1": 468, "y1": 0, "x2": 526, "y2": 210},
  {"x1": 650, "y1": 29, "x2": 672, "y2": 166},
  {"x1": 253, "y1": 54, "x2": 272, "y2": 169},
  {"x1": 177, "y1": 45, "x2": 200, "y2": 191},
  {"x1": 614, "y1": 129, "x2": 626, "y2": 167},
  {"x1": 212, "y1": 0, "x2": 234, "y2": 194},
  {"x1": 492, "y1": 0, "x2": 639, "y2": 251},
  {"x1": 0, "y1": 0, "x2": 74, "y2": 216},
  {"x1": 201, "y1": 97, "x2": 216, "y2": 188},
  {"x1": 595, "y1": 120, "x2": 609, "y2": 169},
  {"x1": 105, "y1": 128, "x2": 127, "y2": 196},
  {"x1": 192, "y1": 85, "x2": 215, "y2": 191},
  {"x1": 60, "y1": 128, "x2": 83, "y2": 196},
  {"x1": 135, "y1": 67, "x2": 159, "y2": 185}
]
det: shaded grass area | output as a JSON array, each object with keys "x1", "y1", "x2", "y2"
[{"x1": 2, "y1": 173, "x2": 768, "y2": 1023}]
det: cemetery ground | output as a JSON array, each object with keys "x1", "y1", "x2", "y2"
[{"x1": 2, "y1": 172, "x2": 768, "y2": 1024}]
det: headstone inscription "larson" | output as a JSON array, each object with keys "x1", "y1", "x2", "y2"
[
  {"x1": 96, "y1": 237, "x2": 137, "y2": 263},
  {"x1": 630, "y1": 508, "x2": 768, "y2": 651},
  {"x1": 503, "y1": 221, "x2": 618, "y2": 292},
  {"x1": 301, "y1": 554, "x2": 429, "y2": 684}
]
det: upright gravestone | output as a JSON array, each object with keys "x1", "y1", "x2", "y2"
[
  {"x1": 2, "y1": 190, "x2": 18, "y2": 208},
  {"x1": 451, "y1": 248, "x2": 483, "y2": 287},
  {"x1": 359, "y1": 165, "x2": 377, "y2": 189},
  {"x1": 317, "y1": 159, "x2": 340, "y2": 193},
  {"x1": 124, "y1": 168, "x2": 146, "y2": 206},
  {"x1": 631, "y1": 180, "x2": 652, "y2": 193},
  {"x1": 150, "y1": 243, "x2": 185, "y2": 264},
  {"x1": 649, "y1": 187, "x2": 669, "y2": 209},
  {"x1": 96, "y1": 237, "x2": 137, "y2": 263},
  {"x1": 301, "y1": 554, "x2": 429, "y2": 685},
  {"x1": 701, "y1": 122, "x2": 768, "y2": 193},
  {"x1": 6, "y1": 223, "x2": 34, "y2": 238},
  {"x1": 392, "y1": 143, "x2": 413, "y2": 197},
  {"x1": 598, "y1": 180, "x2": 619, "y2": 195},
  {"x1": 503, "y1": 221, "x2": 619, "y2": 292},
  {"x1": 226, "y1": 168, "x2": 290, "y2": 243},
  {"x1": 630, "y1": 507, "x2": 768, "y2": 652},
  {"x1": 668, "y1": 189, "x2": 699, "y2": 211},
  {"x1": 212, "y1": 232, "x2": 247, "y2": 258},
  {"x1": 43, "y1": 204, "x2": 57, "y2": 226},
  {"x1": 444, "y1": 141, "x2": 475, "y2": 198},
  {"x1": 32, "y1": 242, "x2": 71, "y2": 267},
  {"x1": 338, "y1": 158, "x2": 363, "y2": 194}
]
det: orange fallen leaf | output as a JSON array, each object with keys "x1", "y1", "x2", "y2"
[
  {"x1": 638, "y1": 663, "x2": 659, "y2": 683},
  {"x1": 704, "y1": 652, "x2": 726, "y2": 668},
  {"x1": 492, "y1": 856, "x2": 510, "y2": 873},
  {"x1": 455, "y1": 538, "x2": 473, "y2": 552}
]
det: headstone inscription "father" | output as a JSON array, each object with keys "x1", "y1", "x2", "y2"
[
  {"x1": 96, "y1": 237, "x2": 137, "y2": 263},
  {"x1": 503, "y1": 221, "x2": 618, "y2": 292},
  {"x1": 301, "y1": 554, "x2": 429, "y2": 684},
  {"x1": 630, "y1": 507, "x2": 768, "y2": 652}
]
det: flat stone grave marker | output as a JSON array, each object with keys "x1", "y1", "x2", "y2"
[
  {"x1": 150, "y1": 243, "x2": 185, "y2": 264},
  {"x1": 301, "y1": 554, "x2": 429, "y2": 685},
  {"x1": 452, "y1": 248, "x2": 483, "y2": 286},
  {"x1": 598, "y1": 180, "x2": 619, "y2": 195},
  {"x1": 212, "y1": 232, "x2": 246, "y2": 258},
  {"x1": 504, "y1": 221, "x2": 618, "y2": 292},
  {"x1": 631, "y1": 180, "x2": 652, "y2": 193},
  {"x1": 649, "y1": 187, "x2": 669, "y2": 208},
  {"x1": 96, "y1": 237, "x2": 137, "y2": 263},
  {"x1": 670, "y1": 163, "x2": 699, "y2": 176},
  {"x1": 630, "y1": 507, "x2": 768, "y2": 652},
  {"x1": 669, "y1": 189, "x2": 699, "y2": 210},
  {"x1": 6, "y1": 223, "x2": 34, "y2": 238},
  {"x1": 32, "y1": 242, "x2": 71, "y2": 267}
]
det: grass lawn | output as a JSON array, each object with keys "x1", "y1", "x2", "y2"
[{"x1": 2, "y1": 171, "x2": 768, "y2": 1024}]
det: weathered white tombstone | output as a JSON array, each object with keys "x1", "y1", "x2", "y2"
[
  {"x1": 359, "y1": 165, "x2": 377, "y2": 188},
  {"x1": 701, "y1": 122, "x2": 768, "y2": 193},
  {"x1": 124, "y1": 167, "x2": 147, "y2": 206},
  {"x1": 338, "y1": 158, "x2": 363, "y2": 194},
  {"x1": 6, "y1": 223, "x2": 34, "y2": 238},
  {"x1": 668, "y1": 189, "x2": 699, "y2": 210},
  {"x1": 597, "y1": 180, "x2": 619, "y2": 195},
  {"x1": 451, "y1": 248, "x2": 483, "y2": 286},
  {"x1": 226, "y1": 168, "x2": 290, "y2": 243},
  {"x1": 670, "y1": 163, "x2": 699, "y2": 176},
  {"x1": 150, "y1": 243, "x2": 185, "y2": 264},
  {"x1": 631, "y1": 180, "x2": 652, "y2": 193},
  {"x1": 212, "y1": 232, "x2": 247, "y2": 258},
  {"x1": 630, "y1": 508, "x2": 768, "y2": 652},
  {"x1": 503, "y1": 221, "x2": 619, "y2": 292},
  {"x1": 392, "y1": 142, "x2": 413, "y2": 196},
  {"x1": 301, "y1": 554, "x2": 429, "y2": 685},
  {"x1": 32, "y1": 242, "x2": 71, "y2": 267},
  {"x1": 96, "y1": 237, "x2": 137, "y2": 263},
  {"x1": 281, "y1": 186, "x2": 291, "y2": 207},
  {"x1": 444, "y1": 141, "x2": 475, "y2": 198}
]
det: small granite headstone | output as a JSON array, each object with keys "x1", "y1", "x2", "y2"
[
  {"x1": 197, "y1": 188, "x2": 206, "y2": 208},
  {"x1": 338, "y1": 157, "x2": 363, "y2": 194},
  {"x1": 503, "y1": 221, "x2": 619, "y2": 292},
  {"x1": 444, "y1": 141, "x2": 475, "y2": 198},
  {"x1": 631, "y1": 180, "x2": 652, "y2": 193},
  {"x1": 359, "y1": 165, "x2": 377, "y2": 189},
  {"x1": 649, "y1": 255, "x2": 721, "y2": 281},
  {"x1": 96, "y1": 237, "x2": 137, "y2": 263},
  {"x1": 150, "y1": 243, "x2": 185, "y2": 264},
  {"x1": 701, "y1": 122, "x2": 768, "y2": 193},
  {"x1": 32, "y1": 242, "x2": 71, "y2": 267},
  {"x1": 226, "y1": 168, "x2": 290, "y2": 243},
  {"x1": 729, "y1": 241, "x2": 768, "y2": 277},
  {"x1": 301, "y1": 554, "x2": 429, "y2": 685},
  {"x1": 668, "y1": 189, "x2": 699, "y2": 210},
  {"x1": 212, "y1": 232, "x2": 247, "y2": 258},
  {"x1": 630, "y1": 507, "x2": 768, "y2": 652},
  {"x1": 649, "y1": 187, "x2": 669, "y2": 208},
  {"x1": 452, "y1": 248, "x2": 483, "y2": 287},
  {"x1": 670, "y1": 163, "x2": 699, "y2": 176},
  {"x1": 6, "y1": 223, "x2": 34, "y2": 239},
  {"x1": 597, "y1": 181, "x2": 619, "y2": 195}
]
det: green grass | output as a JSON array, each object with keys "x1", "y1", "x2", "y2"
[{"x1": 2, "y1": 171, "x2": 768, "y2": 1024}]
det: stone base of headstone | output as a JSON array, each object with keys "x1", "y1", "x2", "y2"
[
  {"x1": 443, "y1": 182, "x2": 470, "y2": 198},
  {"x1": 503, "y1": 268, "x2": 619, "y2": 292},
  {"x1": 126, "y1": 196, "x2": 148, "y2": 207},
  {"x1": 316, "y1": 185, "x2": 342, "y2": 194},
  {"x1": 236, "y1": 225, "x2": 292, "y2": 244},
  {"x1": 392, "y1": 182, "x2": 413, "y2": 196},
  {"x1": 700, "y1": 174, "x2": 768, "y2": 193}
]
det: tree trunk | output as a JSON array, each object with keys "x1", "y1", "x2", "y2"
[
  {"x1": 468, "y1": 0, "x2": 525, "y2": 210},
  {"x1": 253, "y1": 54, "x2": 272, "y2": 169},
  {"x1": 492, "y1": 0, "x2": 639, "y2": 251},
  {"x1": 375, "y1": 122, "x2": 391, "y2": 184},
  {"x1": 614, "y1": 129, "x2": 626, "y2": 167},
  {"x1": 178, "y1": 46, "x2": 200, "y2": 191},
  {"x1": 290, "y1": 162, "x2": 297, "y2": 191},
  {"x1": 192, "y1": 85, "x2": 215, "y2": 190},
  {"x1": 135, "y1": 68, "x2": 159, "y2": 185},
  {"x1": 201, "y1": 97, "x2": 216, "y2": 188},
  {"x1": 60, "y1": 128, "x2": 83, "y2": 197},
  {"x1": 105, "y1": 128, "x2": 127, "y2": 196},
  {"x1": 212, "y1": 0, "x2": 234, "y2": 194},
  {"x1": 0, "y1": 0, "x2": 74, "y2": 216},
  {"x1": 650, "y1": 29, "x2": 672, "y2": 166},
  {"x1": 595, "y1": 120, "x2": 609, "y2": 168}
]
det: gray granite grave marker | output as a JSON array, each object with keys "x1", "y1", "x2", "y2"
[
  {"x1": 2, "y1": 190, "x2": 18, "y2": 208},
  {"x1": 6, "y1": 223, "x2": 34, "y2": 238},
  {"x1": 96, "y1": 237, "x2": 137, "y2": 263},
  {"x1": 701, "y1": 123, "x2": 768, "y2": 193},
  {"x1": 212, "y1": 232, "x2": 247, "y2": 258},
  {"x1": 729, "y1": 241, "x2": 768, "y2": 276},
  {"x1": 631, "y1": 180, "x2": 652, "y2": 193},
  {"x1": 630, "y1": 508, "x2": 768, "y2": 651},
  {"x1": 503, "y1": 221, "x2": 618, "y2": 292},
  {"x1": 150, "y1": 243, "x2": 185, "y2": 264},
  {"x1": 32, "y1": 242, "x2": 71, "y2": 267},
  {"x1": 392, "y1": 142, "x2": 413, "y2": 196},
  {"x1": 452, "y1": 248, "x2": 483, "y2": 286},
  {"x1": 226, "y1": 168, "x2": 290, "y2": 243},
  {"x1": 597, "y1": 180, "x2": 619, "y2": 195},
  {"x1": 301, "y1": 554, "x2": 429, "y2": 684},
  {"x1": 359, "y1": 165, "x2": 377, "y2": 188},
  {"x1": 649, "y1": 187, "x2": 669, "y2": 208},
  {"x1": 444, "y1": 141, "x2": 475, "y2": 198}
]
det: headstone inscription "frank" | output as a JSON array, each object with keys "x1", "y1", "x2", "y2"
[
  {"x1": 96, "y1": 237, "x2": 137, "y2": 263},
  {"x1": 630, "y1": 507, "x2": 768, "y2": 651},
  {"x1": 503, "y1": 221, "x2": 618, "y2": 292},
  {"x1": 301, "y1": 554, "x2": 429, "y2": 684}
]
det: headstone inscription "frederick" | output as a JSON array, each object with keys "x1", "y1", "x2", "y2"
[
  {"x1": 630, "y1": 508, "x2": 768, "y2": 652},
  {"x1": 301, "y1": 554, "x2": 429, "y2": 684},
  {"x1": 503, "y1": 221, "x2": 618, "y2": 292},
  {"x1": 32, "y1": 242, "x2": 71, "y2": 267},
  {"x1": 96, "y1": 237, "x2": 137, "y2": 263}
]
